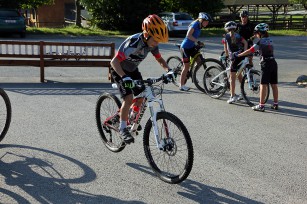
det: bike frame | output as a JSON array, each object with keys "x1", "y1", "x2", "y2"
[
  {"x1": 210, "y1": 57, "x2": 252, "y2": 87},
  {"x1": 112, "y1": 78, "x2": 169, "y2": 150}
]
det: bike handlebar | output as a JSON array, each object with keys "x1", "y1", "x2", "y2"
[{"x1": 135, "y1": 75, "x2": 165, "y2": 86}]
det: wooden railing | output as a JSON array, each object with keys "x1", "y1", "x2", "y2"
[{"x1": 0, "y1": 41, "x2": 115, "y2": 82}]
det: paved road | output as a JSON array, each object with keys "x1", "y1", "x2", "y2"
[{"x1": 0, "y1": 35, "x2": 306, "y2": 204}]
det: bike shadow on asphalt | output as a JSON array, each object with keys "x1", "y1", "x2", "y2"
[
  {"x1": 0, "y1": 144, "x2": 145, "y2": 204},
  {"x1": 126, "y1": 162, "x2": 264, "y2": 204}
]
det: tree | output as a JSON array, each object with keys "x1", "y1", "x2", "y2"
[
  {"x1": 80, "y1": 0, "x2": 224, "y2": 31},
  {"x1": 0, "y1": 0, "x2": 24, "y2": 8},
  {"x1": 75, "y1": 0, "x2": 82, "y2": 27},
  {"x1": 80, "y1": 0, "x2": 160, "y2": 31},
  {"x1": 160, "y1": 0, "x2": 224, "y2": 18},
  {"x1": 20, "y1": 0, "x2": 53, "y2": 27},
  {"x1": 289, "y1": 0, "x2": 307, "y2": 9}
]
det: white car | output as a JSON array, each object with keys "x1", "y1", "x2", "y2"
[{"x1": 159, "y1": 12, "x2": 194, "y2": 35}]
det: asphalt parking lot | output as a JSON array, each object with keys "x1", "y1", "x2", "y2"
[{"x1": 0, "y1": 35, "x2": 306, "y2": 204}]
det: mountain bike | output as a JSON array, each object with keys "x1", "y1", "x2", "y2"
[
  {"x1": 95, "y1": 74, "x2": 194, "y2": 184},
  {"x1": 166, "y1": 43, "x2": 225, "y2": 93},
  {"x1": 0, "y1": 88, "x2": 12, "y2": 143},
  {"x1": 203, "y1": 57, "x2": 270, "y2": 106}
]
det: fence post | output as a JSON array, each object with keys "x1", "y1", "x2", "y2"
[{"x1": 39, "y1": 41, "x2": 45, "y2": 82}]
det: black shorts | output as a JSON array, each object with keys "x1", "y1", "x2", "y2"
[
  {"x1": 110, "y1": 68, "x2": 145, "y2": 98},
  {"x1": 230, "y1": 56, "x2": 245, "y2": 72},
  {"x1": 260, "y1": 59, "x2": 278, "y2": 84},
  {"x1": 180, "y1": 46, "x2": 198, "y2": 63}
]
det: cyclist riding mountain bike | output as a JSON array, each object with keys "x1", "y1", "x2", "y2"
[
  {"x1": 237, "y1": 10, "x2": 255, "y2": 66},
  {"x1": 110, "y1": 14, "x2": 174, "y2": 144},
  {"x1": 179, "y1": 12, "x2": 213, "y2": 91},
  {"x1": 223, "y1": 21, "x2": 248, "y2": 104},
  {"x1": 236, "y1": 23, "x2": 279, "y2": 112}
]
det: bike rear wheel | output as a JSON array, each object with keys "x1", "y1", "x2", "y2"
[
  {"x1": 166, "y1": 56, "x2": 182, "y2": 87},
  {"x1": 0, "y1": 88, "x2": 12, "y2": 143},
  {"x1": 143, "y1": 111, "x2": 194, "y2": 184},
  {"x1": 203, "y1": 65, "x2": 228, "y2": 99},
  {"x1": 240, "y1": 70, "x2": 270, "y2": 107},
  {"x1": 96, "y1": 93, "x2": 126, "y2": 152},
  {"x1": 192, "y1": 58, "x2": 225, "y2": 93}
]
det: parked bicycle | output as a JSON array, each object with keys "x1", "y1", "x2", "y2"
[
  {"x1": 95, "y1": 74, "x2": 194, "y2": 184},
  {"x1": 0, "y1": 88, "x2": 12, "y2": 143},
  {"x1": 219, "y1": 36, "x2": 259, "y2": 69},
  {"x1": 203, "y1": 57, "x2": 270, "y2": 106},
  {"x1": 166, "y1": 43, "x2": 225, "y2": 93}
]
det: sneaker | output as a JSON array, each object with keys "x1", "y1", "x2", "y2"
[
  {"x1": 120, "y1": 128, "x2": 134, "y2": 144},
  {"x1": 227, "y1": 96, "x2": 237, "y2": 104},
  {"x1": 237, "y1": 94, "x2": 243, "y2": 101},
  {"x1": 179, "y1": 85, "x2": 190, "y2": 91},
  {"x1": 252, "y1": 104, "x2": 265, "y2": 112},
  {"x1": 270, "y1": 104, "x2": 279, "y2": 110}
]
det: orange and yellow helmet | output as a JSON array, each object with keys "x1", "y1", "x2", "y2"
[{"x1": 142, "y1": 14, "x2": 168, "y2": 43}]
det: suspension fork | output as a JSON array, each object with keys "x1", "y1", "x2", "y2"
[{"x1": 148, "y1": 99, "x2": 169, "y2": 150}]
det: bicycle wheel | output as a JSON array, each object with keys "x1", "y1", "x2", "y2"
[
  {"x1": 0, "y1": 88, "x2": 12, "y2": 143},
  {"x1": 240, "y1": 70, "x2": 270, "y2": 107},
  {"x1": 143, "y1": 111, "x2": 193, "y2": 184},
  {"x1": 192, "y1": 58, "x2": 225, "y2": 93},
  {"x1": 96, "y1": 93, "x2": 126, "y2": 152},
  {"x1": 203, "y1": 65, "x2": 228, "y2": 99},
  {"x1": 166, "y1": 56, "x2": 182, "y2": 87}
]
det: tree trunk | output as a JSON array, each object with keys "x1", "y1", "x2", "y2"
[{"x1": 75, "y1": 0, "x2": 82, "y2": 27}]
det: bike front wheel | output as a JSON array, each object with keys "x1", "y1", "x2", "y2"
[
  {"x1": 240, "y1": 70, "x2": 270, "y2": 106},
  {"x1": 0, "y1": 88, "x2": 12, "y2": 143},
  {"x1": 96, "y1": 93, "x2": 126, "y2": 152},
  {"x1": 192, "y1": 58, "x2": 225, "y2": 93},
  {"x1": 143, "y1": 112, "x2": 194, "y2": 184},
  {"x1": 203, "y1": 65, "x2": 228, "y2": 99},
  {"x1": 166, "y1": 56, "x2": 183, "y2": 87}
]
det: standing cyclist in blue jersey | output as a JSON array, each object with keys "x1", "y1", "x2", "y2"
[
  {"x1": 179, "y1": 12, "x2": 213, "y2": 91},
  {"x1": 236, "y1": 23, "x2": 279, "y2": 112},
  {"x1": 110, "y1": 14, "x2": 174, "y2": 144}
]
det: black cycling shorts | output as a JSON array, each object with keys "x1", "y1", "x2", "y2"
[
  {"x1": 180, "y1": 46, "x2": 198, "y2": 63},
  {"x1": 110, "y1": 68, "x2": 145, "y2": 98},
  {"x1": 230, "y1": 56, "x2": 245, "y2": 72},
  {"x1": 260, "y1": 59, "x2": 278, "y2": 84}
]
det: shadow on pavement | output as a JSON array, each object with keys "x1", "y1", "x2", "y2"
[
  {"x1": 126, "y1": 162, "x2": 264, "y2": 204},
  {"x1": 1, "y1": 81, "x2": 116, "y2": 96},
  {"x1": 1, "y1": 81, "x2": 185, "y2": 96},
  {"x1": 0, "y1": 144, "x2": 144, "y2": 204}
]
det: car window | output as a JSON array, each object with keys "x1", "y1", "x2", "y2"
[
  {"x1": 0, "y1": 11, "x2": 20, "y2": 17},
  {"x1": 175, "y1": 14, "x2": 193, "y2": 21}
]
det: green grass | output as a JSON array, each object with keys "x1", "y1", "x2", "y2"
[
  {"x1": 27, "y1": 25, "x2": 307, "y2": 38},
  {"x1": 202, "y1": 28, "x2": 307, "y2": 37},
  {"x1": 27, "y1": 25, "x2": 131, "y2": 37}
]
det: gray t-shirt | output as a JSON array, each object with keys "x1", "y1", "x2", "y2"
[{"x1": 115, "y1": 33, "x2": 160, "y2": 72}]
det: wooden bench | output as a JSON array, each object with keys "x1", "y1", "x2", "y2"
[{"x1": 0, "y1": 40, "x2": 115, "y2": 82}]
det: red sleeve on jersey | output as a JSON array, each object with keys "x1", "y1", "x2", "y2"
[
  {"x1": 115, "y1": 51, "x2": 126, "y2": 62},
  {"x1": 153, "y1": 53, "x2": 161, "y2": 59},
  {"x1": 249, "y1": 46, "x2": 255, "y2": 53}
]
